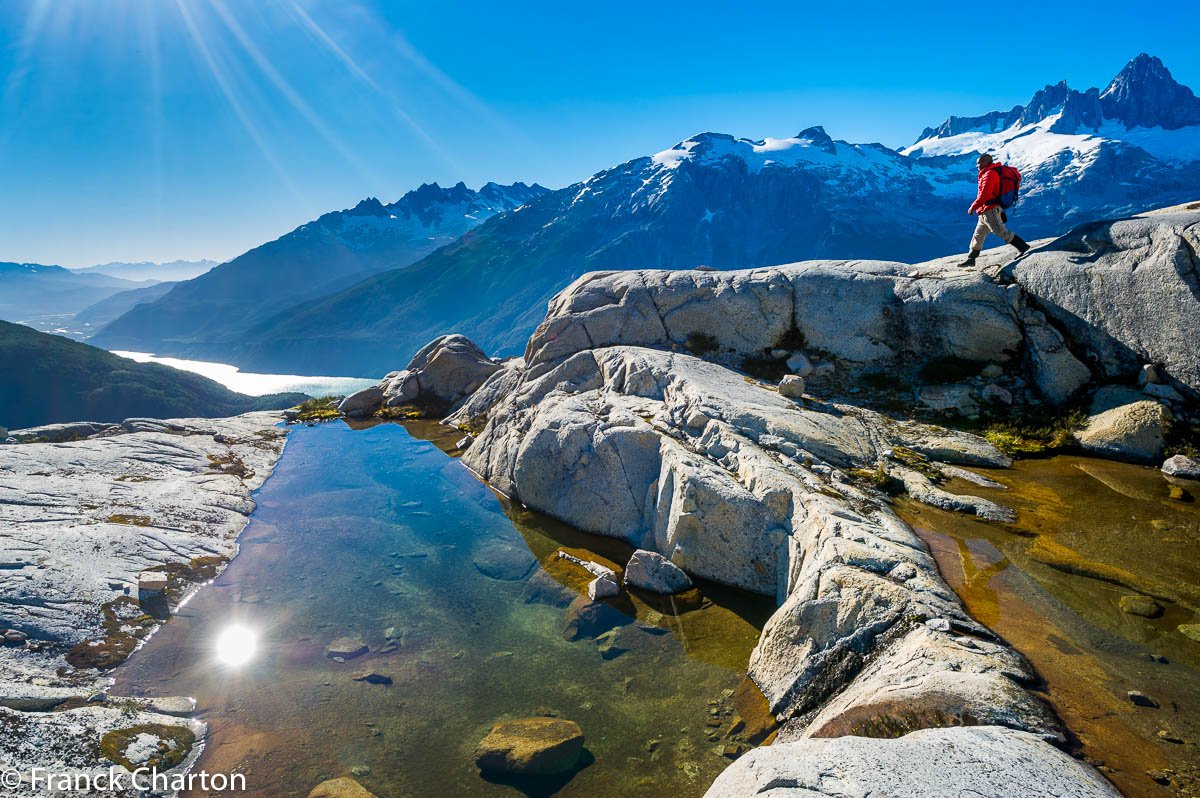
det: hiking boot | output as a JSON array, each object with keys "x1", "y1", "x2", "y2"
[
  {"x1": 1010, "y1": 235, "x2": 1030, "y2": 255},
  {"x1": 957, "y1": 249, "x2": 981, "y2": 268}
]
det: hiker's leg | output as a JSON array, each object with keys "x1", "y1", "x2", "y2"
[
  {"x1": 969, "y1": 215, "x2": 990, "y2": 252},
  {"x1": 981, "y1": 207, "x2": 1014, "y2": 244}
]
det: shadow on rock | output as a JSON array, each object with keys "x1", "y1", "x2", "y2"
[{"x1": 478, "y1": 749, "x2": 595, "y2": 798}]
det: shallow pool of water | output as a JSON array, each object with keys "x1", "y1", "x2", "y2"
[
  {"x1": 114, "y1": 421, "x2": 774, "y2": 798},
  {"x1": 898, "y1": 456, "x2": 1200, "y2": 798}
]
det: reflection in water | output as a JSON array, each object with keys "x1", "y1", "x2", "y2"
[
  {"x1": 113, "y1": 421, "x2": 774, "y2": 798},
  {"x1": 898, "y1": 455, "x2": 1200, "y2": 798},
  {"x1": 214, "y1": 625, "x2": 258, "y2": 668}
]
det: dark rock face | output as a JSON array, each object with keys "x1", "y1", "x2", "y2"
[{"x1": 1100, "y1": 53, "x2": 1200, "y2": 130}]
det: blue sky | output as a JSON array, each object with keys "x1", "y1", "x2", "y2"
[{"x1": 1, "y1": 0, "x2": 1197, "y2": 267}]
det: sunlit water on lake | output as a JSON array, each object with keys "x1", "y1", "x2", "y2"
[
  {"x1": 111, "y1": 351, "x2": 378, "y2": 397},
  {"x1": 114, "y1": 420, "x2": 774, "y2": 798}
]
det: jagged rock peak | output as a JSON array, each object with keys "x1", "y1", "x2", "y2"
[{"x1": 1100, "y1": 53, "x2": 1200, "y2": 130}]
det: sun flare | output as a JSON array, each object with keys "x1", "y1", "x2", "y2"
[{"x1": 214, "y1": 624, "x2": 257, "y2": 667}]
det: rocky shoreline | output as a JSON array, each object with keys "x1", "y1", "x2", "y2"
[
  {"x1": 0, "y1": 412, "x2": 288, "y2": 795},
  {"x1": 334, "y1": 207, "x2": 1200, "y2": 796}
]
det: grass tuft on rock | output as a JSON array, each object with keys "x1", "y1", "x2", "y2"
[
  {"x1": 101, "y1": 724, "x2": 196, "y2": 771},
  {"x1": 293, "y1": 395, "x2": 343, "y2": 422},
  {"x1": 849, "y1": 462, "x2": 904, "y2": 495},
  {"x1": 980, "y1": 408, "x2": 1088, "y2": 458}
]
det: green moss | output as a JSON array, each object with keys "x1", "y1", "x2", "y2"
[
  {"x1": 294, "y1": 395, "x2": 343, "y2": 421},
  {"x1": 376, "y1": 395, "x2": 451, "y2": 421},
  {"x1": 917, "y1": 356, "x2": 987, "y2": 384},
  {"x1": 107, "y1": 514, "x2": 151, "y2": 526},
  {"x1": 101, "y1": 724, "x2": 196, "y2": 771},
  {"x1": 980, "y1": 407, "x2": 1088, "y2": 458},
  {"x1": 65, "y1": 597, "x2": 156, "y2": 670},
  {"x1": 849, "y1": 463, "x2": 904, "y2": 495},
  {"x1": 684, "y1": 332, "x2": 720, "y2": 356},
  {"x1": 889, "y1": 446, "x2": 945, "y2": 482},
  {"x1": 1164, "y1": 416, "x2": 1200, "y2": 459},
  {"x1": 456, "y1": 413, "x2": 489, "y2": 436},
  {"x1": 206, "y1": 452, "x2": 254, "y2": 479},
  {"x1": 849, "y1": 709, "x2": 953, "y2": 738}
]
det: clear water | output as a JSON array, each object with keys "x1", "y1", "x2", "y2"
[
  {"x1": 113, "y1": 420, "x2": 773, "y2": 798},
  {"x1": 898, "y1": 456, "x2": 1200, "y2": 798},
  {"x1": 110, "y1": 351, "x2": 378, "y2": 396}
]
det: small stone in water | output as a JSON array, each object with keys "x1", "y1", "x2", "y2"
[{"x1": 1128, "y1": 690, "x2": 1160, "y2": 708}]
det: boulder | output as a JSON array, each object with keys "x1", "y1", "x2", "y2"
[
  {"x1": 917, "y1": 384, "x2": 977, "y2": 415},
  {"x1": 1010, "y1": 211, "x2": 1200, "y2": 397},
  {"x1": 308, "y1": 777, "x2": 377, "y2": 798},
  {"x1": 472, "y1": 539, "x2": 536, "y2": 581},
  {"x1": 785, "y1": 352, "x2": 813, "y2": 376},
  {"x1": 1076, "y1": 386, "x2": 1173, "y2": 462},
  {"x1": 980, "y1": 384, "x2": 1012, "y2": 405},
  {"x1": 704, "y1": 725, "x2": 1122, "y2": 798},
  {"x1": 326, "y1": 637, "x2": 368, "y2": 660},
  {"x1": 1119, "y1": 595, "x2": 1163, "y2": 618},
  {"x1": 1144, "y1": 382, "x2": 1185, "y2": 403},
  {"x1": 561, "y1": 596, "x2": 626, "y2": 641},
  {"x1": 586, "y1": 573, "x2": 619, "y2": 600},
  {"x1": 1163, "y1": 454, "x2": 1200, "y2": 479},
  {"x1": 1020, "y1": 307, "x2": 1091, "y2": 405},
  {"x1": 474, "y1": 717, "x2": 584, "y2": 775},
  {"x1": 336, "y1": 386, "x2": 384, "y2": 417},
  {"x1": 778, "y1": 375, "x2": 805, "y2": 398},
  {"x1": 623, "y1": 549, "x2": 693, "y2": 594},
  {"x1": 137, "y1": 571, "x2": 169, "y2": 593},
  {"x1": 395, "y1": 334, "x2": 501, "y2": 407}
]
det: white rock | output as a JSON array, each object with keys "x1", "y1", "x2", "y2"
[
  {"x1": 587, "y1": 574, "x2": 620, "y2": 600},
  {"x1": 917, "y1": 384, "x2": 977, "y2": 415},
  {"x1": 777, "y1": 375, "x2": 805, "y2": 398},
  {"x1": 1076, "y1": 386, "x2": 1173, "y2": 462},
  {"x1": 1138, "y1": 363, "x2": 1160, "y2": 386},
  {"x1": 137, "y1": 571, "x2": 170, "y2": 593},
  {"x1": 1163, "y1": 454, "x2": 1200, "y2": 479},
  {"x1": 1144, "y1": 382, "x2": 1184, "y2": 403},
  {"x1": 770, "y1": 349, "x2": 790, "y2": 359},
  {"x1": 624, "y1": 549, "x2": 693, "y2": 594},
  {"x1": 980, "y1": 363, "x2": 1004, "y2": 378},
  {"x1": 704, "y1": 726, "x2": 1121, "y2": 798},
  {"x1": 785, "y1": 352, "x2": 813, "y2": 376},
  {"x1": 1020, "y1": 307, "x2": 1091, "y2": 405},
  {"x1": 813, "y1": 361, "x2": 835, "y2": 377}
]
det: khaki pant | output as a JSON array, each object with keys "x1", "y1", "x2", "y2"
[{"x1": 970, "y1": 206, "x2": 1014, "y2": 251}]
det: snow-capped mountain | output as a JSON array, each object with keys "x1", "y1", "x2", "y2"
[
  {"x1": 90, "y1": 181, "x2": 547, "y2": 359},
  {"x1": 904, "y1": 53, "x2": 1198, "y2": 229},
  {"x1": 221, "y1": 55, "x2": 1199, "y2": 377},
  {"x1": 96, "y1": 54, "x2": 1198, "y2": 377}
]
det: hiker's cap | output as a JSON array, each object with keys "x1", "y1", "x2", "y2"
[{"x1": 977, "y1": 153, "x2": 995, "y2": 166}]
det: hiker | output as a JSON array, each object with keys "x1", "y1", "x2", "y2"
[{"x1": 958, "y1": 153, "x2": 1030, "y2": 267}]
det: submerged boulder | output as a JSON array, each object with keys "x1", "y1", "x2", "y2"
[
  {"x1": 474, "y1": 717, "x2": 584, "y2": 775},
  {"x1": 308, "y1": 777, "x2": 377, "y2": 798},
  {"x1": 1075, "y1": 386, "x2": 1172, "y2": 462}
]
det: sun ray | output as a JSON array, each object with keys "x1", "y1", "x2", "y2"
[
  {"x1": 208, "y1": 0, "x2": 382, "y2": 192},
  {"x1": 281, "y1": 0, "x2": 460, "y2": 169},
  {"x1": 172, "y1": 0, "x2": 305, "y2": 203}
]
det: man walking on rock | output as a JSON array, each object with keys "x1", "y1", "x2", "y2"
[{"x1": 958, "y1": 153, "x2": 1030, "y2": 268}]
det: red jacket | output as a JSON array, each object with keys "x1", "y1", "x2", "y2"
[{"x1": 969, "y1": 165, "x2": 1003, "y2": 215}]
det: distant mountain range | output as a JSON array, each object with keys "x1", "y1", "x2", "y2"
[
  {"x1": 0, "y1": 262, "x2": 153, "y2": 328},
  {"x1": 0, "y1": 320, "x2": 306, "y2": 430},
  {"x1": 87, "y1": 54, "x2": 1200, "y2": 377},
  {"x1": 89, "y1": 181, "x2": 547, "y2": 359},
  {"x1": 69, "y1": 259, "x2": 218, "y2": 283}
]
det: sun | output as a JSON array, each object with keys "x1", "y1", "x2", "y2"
[{"x1": 214, "y1": 624, "x2": 257, "y2": 667}]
